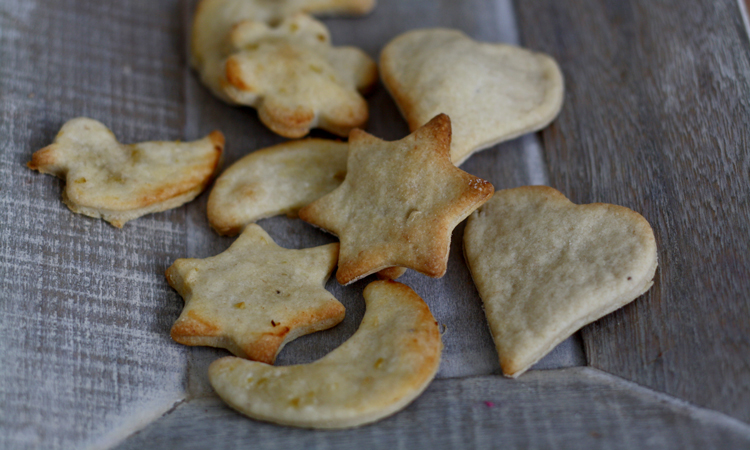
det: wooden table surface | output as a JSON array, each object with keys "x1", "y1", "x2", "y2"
[{"x1": 1, "y1": 0, "x2": 749, "y2": 449}]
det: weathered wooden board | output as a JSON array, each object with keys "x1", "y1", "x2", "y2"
[
  {"x1": 2, "y1": 0, "x2": 748, "y2": 448},
  {"x1": 116, "y1": 368, "x2": 750, "y2": 450},
  {"x1": 515, "y1": 0, "x2": 750, "y2": 422},
  {"x1": 0, "y1": 1, "x2": 190, "y2": 449}
]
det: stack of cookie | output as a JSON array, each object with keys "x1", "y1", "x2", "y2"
[
  {"x1": 27, "y1": 0, "x2": 657, "y2": 430},
  {"x1": 192, "y1": 0, "x2": 378, "y2": 138}
]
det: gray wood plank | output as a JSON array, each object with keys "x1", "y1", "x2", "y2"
[
  {"x1": 0, "y1": 1, "x2": 191, "y2": 449},
  {"x1": 514, "y1": 0, "x2": 750, "y2": 422},
  {"x1": 116, "y1": 367, "x2": 750, "y2": 450},
  {"x1": 178, "y1": 0, "x2": 584, "y2": 398}
]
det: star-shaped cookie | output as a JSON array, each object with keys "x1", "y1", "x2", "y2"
[
  {"x1": 28, "y1": 117, "x2": 224, "y2": 227},
  {"x1": 299, "y1": 114, "x2": 494, "y2": 285},
  {"x1": 166, "y1": 224, "x2": 345, "y2": 364},
  {"x1": 381, "y1": 28, "x2": 564, "y2": 165}
]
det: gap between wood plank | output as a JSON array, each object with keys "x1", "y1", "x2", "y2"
[
  {"x1": 114, "y1": 367, "x2": 750, "y2": 450},
  {"x1": 514, "y1": 0, "x2": 750, "y2": 423}
]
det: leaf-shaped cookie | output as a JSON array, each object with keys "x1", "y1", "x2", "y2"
[
  {"x1": 209, "y1": 280, "x2": 442, "y2": 429},
  {"x1": 192, "y1": 1, "x2": 377, "y2": 137},
  {"x1": 381, "y1": 28, "x2": 564, "y2": 165},
  {"x1": 207, "y1": 138, "x2": 348, "y2": 236},
  {"x1": 463, "y1": 186, "x2": 658, "y2": 377},
  {"x1": 28, "y1": 118, "x2": 223, "y2": 227},
  {"x1": 167, "y1": 224, "x2": 344, "y2": 364}
]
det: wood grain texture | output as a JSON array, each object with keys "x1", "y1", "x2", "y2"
[
  {"x1": 116, "y1": 368, "x2": 750, "y2": 450},
  {"x1": 0, "y1": 1, "x2": 190, "y2": 449},
  {"x1": 178, "y1": 0, "x2": 585, "y2": 399},
  {"x1": 514, "y1": 0, "x2": 750, "y2": 422}
]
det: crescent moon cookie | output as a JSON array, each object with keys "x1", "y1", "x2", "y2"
[
  {"x1": 207, "y1": 139, "x2": 348, "y2": 236},
  {"x1": 193, "y1": 5, "x2": 377, "y2": 137},
  {"x1": 463, "y1": 186, "x2": 658, "y2": 378},
  {"x1": 28, "y1": 117, "x2": 223, "y2": 228},
  {"x1": 381, "y1": 28, "x2": 564, "y2": 165},
  {"x1": 166, "y1": 224, "x2": 345, "y2": 364},
  {"x1": 299, "y1": 114, "x2": 494, "y2": 285},
  {"x1": 209, "y1": 280, "x2": 442, "y2": 429}
]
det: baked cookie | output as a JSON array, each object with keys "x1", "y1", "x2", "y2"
[
  {"x1": 28, "y1": 117, "x2": 223, "y2": 227},
  {"x1": 167, "y1": 224, "x2": 344, "y2": 364},
  {"x1": 192, "y1": 0, "x2": 375, "y2": 85},
  {"x1": 209, "y1": 280, "x2": 441, "y2": 429},
  {"x1": 207, "y1": 139, "x2": 348, "y2": 236},
  {"x1": 463, "y1": 186, "x2": 658, "y2": 377},
  {"x1": 381, "y1": 28, "x2": 564, "y2": 165},
  {"x1": 299, "y1": 114, "x2": 494, "y2": 285},
  {"x1": 192, "y1": 2, "x2": 377, "y2": 137}
]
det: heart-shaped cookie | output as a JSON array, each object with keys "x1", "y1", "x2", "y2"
[
  {"x1": 463, "y1": 186, "x2": 657, "y2": 377},
  {"x1": 381, "y1": 28, "x2": 564, "y2": 165},
  {"x1": 167, "y1": 224, "x2": 344, "y2": 364}
]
